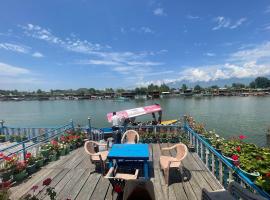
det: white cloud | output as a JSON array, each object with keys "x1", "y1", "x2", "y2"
[
  {"x1": 212, "y1": 17, "x2": 246, "y2": 30},
  {"x1": 32, "y1": 52, "x2": 44, "y2": 58},
  {"x1": 0, "y1": 43, "x2": 29, "y2": 53},
  {"x1": 186, "y1": 15, "x2": 200, "y2": 20},
  {"x1": 204, "y1": 52, "x2": 216, "y2": 57},
  {"x1": 78, "y1": 59, "x2": 119, "y2": 65},
  {"x1": 20, "y1": 24, "x2": 107, "y2": 54},
  {"x1": 153, "y1": 8, "x2": 166, "y2": 16},
  {"x1": 229, "y1": 41, "x2": 270, "y2": 62},
  {"x1": 0, "y1": 62, "x2": 30, "y2": 76},
  {"x1": 142, "y1": 41, "x2": 270, "y2": 85},
  {"x1": 140, "y1": 27, "x2": 154, "y2": 34}
]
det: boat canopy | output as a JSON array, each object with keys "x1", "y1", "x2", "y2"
[{"x1": 107, "y1": 104, "x2": 162, "y2": 123}]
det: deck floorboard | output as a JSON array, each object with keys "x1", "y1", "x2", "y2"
[{"x1": 9, "y1": 144, "x2": 223, "y2": 200}]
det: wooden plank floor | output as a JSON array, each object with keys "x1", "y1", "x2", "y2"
[{"x1": 9, "y1": 144, "x2": 223, "y2": 200}]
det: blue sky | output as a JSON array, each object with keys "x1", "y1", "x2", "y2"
[{"x1": 0, "y1": 0, "x2": 270, "y2": 90}]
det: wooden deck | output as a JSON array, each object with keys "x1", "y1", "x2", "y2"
[{"x1": 9, "y1": 144, "x2": 223, "y2": 200}]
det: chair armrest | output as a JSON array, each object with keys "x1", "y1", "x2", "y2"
[
  {"x1": 134, "y1": 169, "x2": 139, "y2": 178},
  {"x1": 161, "y1": 145, "x2": 176, "y2": 152},
  {"x1": 105, "y1": 167, "x2": 114, "y2": 178}
]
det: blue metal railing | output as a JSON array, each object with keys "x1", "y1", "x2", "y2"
[
  {"x1": 184, "y1": 123, "x2": 270, "y2": 199},
  {"x1": 0, "y1": 122, "x2": 74, "y2": 162}
]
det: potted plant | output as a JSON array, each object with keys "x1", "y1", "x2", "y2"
[
  {"x1": 26, "y1": 153, "x2": 37, "y2": 175},
  {"x1": 59, "y1": 144, "x2": 67, "y2": 156},
  {"x1": 255, "y1": 173, "x2": 270, "y2": 194},
  {"x1": 0, "y1": 135, "x2": 6, "y2": 143},
  {"x1": 40, "y1": 144, "x2": 51, "y2": 159},
  {"x1": 9, "y1": 135, "x2": 15, "y2": 142},
  {"x1": 49, "y1": 150, "x2": 57, "y2": 162},
  {"x1": 0, "y1": 154, "x2": 17, "y2": 182},
  {"x1": 35, "y1": 154, "x2": 44, "y2": 168},
  {"x1": 13, "y1": 161, "x2": 28, "y2": 182}
]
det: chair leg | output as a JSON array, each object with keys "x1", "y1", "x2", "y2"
[{"x1": 164, "y1": 168, "x2": 170, "y2": 185}]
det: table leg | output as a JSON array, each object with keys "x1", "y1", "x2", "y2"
[{"x1": 144, "y1": 160, "x2": 149, "y2": 179}]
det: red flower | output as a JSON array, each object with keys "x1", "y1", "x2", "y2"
[
  {"x1": 236, "y1": 146, "x2": 241, "y2": 152},
  {"x1": 266, "y1": 172, "x2": 270, "y2": 178},
  {"x1": 60, "y1": 136, "x2": 66, "y2": 142},
  {"x1": 3, "y1": 156, "x2": 11, "y2": 161},
  {"x1": 51, "y1": 140, "x2": 58, "y2": 146},
  {"x1": 31, "y1": 185, "x2": 38, "y2": 192},
  {"x1": 43, "y1": 178, "x2": 52, "y2": 186},
  {"x1": 0, "y1": 152, "x2": 4, "y2": 158},
  {"x1": 231, "y1": 155, "x2": 239, "y2": 161},
  {"x1": 114, "y1": 185, "x2": 122, "y2": 193},
  {"x1": 239, "y1": 135, "x2": 247, "y2": 140},
  {"x1": 1, "y1": 180, "x2": 11, "y2": 188},
  {"x1": 26, "y1": 152, "x2": 32, "y2": 159}
]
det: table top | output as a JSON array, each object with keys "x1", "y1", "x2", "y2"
[{"x1": 108, "y1": 144, "x2": 149, "y2": 160}]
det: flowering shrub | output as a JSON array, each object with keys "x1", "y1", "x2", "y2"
[{"x1": 188, "y1": 116, "x2": 270, "y2": 193}]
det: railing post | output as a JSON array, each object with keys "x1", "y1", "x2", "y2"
[
  {"x1": 88, "y1": 116, "x2": 92, "y2": 140},
  {"x1": 267, "y1": 128, "x2": 270, "y2": 147},
  {"x1": 22, "y1": 142, "x2": 26, "y2": 161},
  {"x1": 0, "y1": 120, "x2": 4, "y2": 134},
  {"x1": 70, "y1": 119, "x2": 74, "y2": 131}
]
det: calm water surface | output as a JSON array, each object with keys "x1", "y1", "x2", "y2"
[{"x1": 0, "y1": 97, "x2": 269, "y2": 146}]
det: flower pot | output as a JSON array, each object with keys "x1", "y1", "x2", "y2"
[
  {"x1": 60, "y1": 148, "x2": 66, "y2": 156},
  {"x1": 49, "y1": 154, "x2": 57, "y2": 162},
  {"x1": 65, "y1": 146, "x2": 70, "y2": 154},
  {"x1": 0, "y1": 169, "x2": 13, "y2": 181},
  {"x1": 26, "y1": 163, "x2": 37, "y2": 174},
  {"x1": 35, "y1": 159, "x2": 44, "y2": 168},
  {"x1": 13, "y1": 170, "x2": 28, "y2": 182},
  {"x1": 237, "y1": 168, "x2": 260, "y2": 181},
  {"x1": 40, "y1": 149, "x2": 50, "y2": 158}
]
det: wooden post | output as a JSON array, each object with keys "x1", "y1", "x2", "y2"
[{"x1": 267, "y1": 128, "x2": 270, "y2": 147}]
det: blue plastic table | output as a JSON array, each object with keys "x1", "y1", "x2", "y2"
[{"x1": 108, "y1": 144, "x2": 150, "y2": 179}]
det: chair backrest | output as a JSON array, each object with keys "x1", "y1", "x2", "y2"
[
  {"x1": 228, "y1": 181, "x2": 268, "y2": 200},
  {"x1": 84, "y1": 141, "x2": 97, "y2": 155},
  {"x1": 123, "y1": 180, "x2": 155, "y2": 200},
  {"x1": 121, "y1": 130, "x2": 140, "y2": 144},
  {"x1": 175, "y1": 143, "x2": 188, "y2": 161}
]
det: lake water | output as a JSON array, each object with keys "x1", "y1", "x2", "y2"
[{"x1": 0, "y1": 97, "x2": 269, "y2": 146}]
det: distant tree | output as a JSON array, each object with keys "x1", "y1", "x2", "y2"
[
  {"x1": 210, "y1": 85, "x2": 219, "y2": 89},
  {"x1": 194, "y1": 85, "x2": 202, "y2": 91},
  {"x1": 232, "y1": 83, "x2": 246, "y2": 89},
  {"x1": 147, "y1": 84, "x2": 159, "y2": 92},
  {"x1": 105, "y1": 88, "x2": 114, "y2": 93},
  {"x1": 254, "y1": 77, "x2": 270, "y2": 88},
  {"x1": 88, "y1": 88, "x2": 96, "y2": 94},
  {"x1": 135, "y1": 87, "x2": 147, "y2": 94},
  {"x1": 36, "y1": 89, "x2": 43, "y2": 94},
  {"x1": 181, "y1": 84, "x2": 187, "y2": 91},
  {"x1": 116, "y1": 88, "x2": 125, "y2": 93},
  {"x1": 160, "y1": 83, "x2": 170, "y2": 92},
  {"x1": 249, "y1": 81, "x2": 256, "y2": 88}
]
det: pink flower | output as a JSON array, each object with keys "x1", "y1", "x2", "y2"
[
  {"x1": 231, "y1": 155, "x2": 239, "y2": 161},
  {"x1": 239, "y1": 135, "x2": 247, "y2": 140},
  {"x1": 236, "y1": 146, "x2": 241, "y2": 152},
  {"x1": 0, "y1": 152, "x2": 4, "y2": 158},
  {"x1": 31, "y1": 185, "x2": 38, "y2": 192}
]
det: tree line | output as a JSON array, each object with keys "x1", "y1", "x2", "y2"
[{"x1": 0, "y1": 76, "x2": 269, "y2": 96}]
